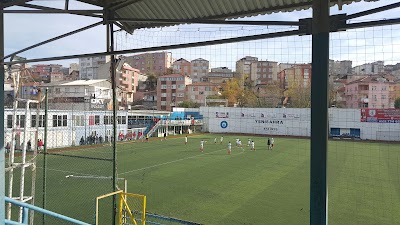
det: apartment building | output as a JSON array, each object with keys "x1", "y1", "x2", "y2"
[
  {"x1": 126, "y1": 51, "x2": 173, "y2": 76},
  {"x1": 345, "y1": 75, "x2": 399, "y2": 108},
  {"x1": 329, "y1": 60, "x2": 352, "y2": 75},
  {"x1": 206, "y1": 67, "x2": 236, "y2": 84},
  {"x1": 250, "y1": 60, "x2": 278, "y2": 85},
  {"x1": 352, "y1": 61, "x2": 384, "y2": 75},
  {"x1": 97, "y1": 61, "x2": 141, "y2": 107},
  {"x1": 185, "y1": 82, "x2": 219, "y2": 106},
  {"x1": 190, "y1": 58, "x2": 210, "y2": 83},
  {"x1": 236, "y1": 56, "x2": 258, "y2": 81},
  {"x1": 79, "y1": 56, "x2": 107, "y2": 79},
  {"x1": 157, "y1": 74, "x2": 192, "y2": 111},
  {"x1": 172, "y1": 58, "x2": 191, "y2": 76},
  {"x1": 278, "y1": 64, "x2": 312, "y2": 89},
  {"x1": 69, "y1": 63, "x2": 80, "y2": 74},
  {"x1": 30, "y1": 64, "x2": 64, "y2": 83}
]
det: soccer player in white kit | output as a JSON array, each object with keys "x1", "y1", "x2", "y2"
[
  {"x1": 220, "y1": 136, "x2": 224, "y2": 144},
  {"x1": 200, "y1": 140, "x2": 205, "y2": 152},
  {"x1": 247, "y1": 138, "x2": 251, "y2": 146},
  {"x1": 228, "y1": 141, "x2": 232, "y2": 155},
  {"x1": 185, "y1": 135, "x2": 188, "y2": 145},
  {"x1": 251, "y1": 140, "x2": 255, "y2": 151},
  {"x1": 271, "y1": 137, "x2": 275, "y2": 149},
  {"x1": 214, "y1": 137, "x2": 217, "y2": 144}
]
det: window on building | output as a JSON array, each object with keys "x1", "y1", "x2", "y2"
[
  {"x1": 372, "y1": 86, "x2": 377, "y2": 90},
  {"x1": 53, "y1": 115, "x2": 67, "y2": 127},
  {"x1": 381, "y1": 95, "x2": 386, "y2": 99},
  {"x1": 95, "y1": 115, "x2": 100, "y2": 125},
  {"x1": 55, "y1": 88, "x2": 61, "y2": 94},
  {"x1": 7, "y1": 115, "x2": 13, "y2": 128},
  {"x1": 31, "y1": 115, "x2": 45, "y2": 127},
  {"x1": 382, "y1": 86, "x2": 387, "y2": 91}
]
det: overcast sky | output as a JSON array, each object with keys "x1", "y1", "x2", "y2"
[{"x1": 4, "y1": 0, "x2": 400, "y2": 69}]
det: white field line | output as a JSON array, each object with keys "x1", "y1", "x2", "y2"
[
  {"x1": 36, "y1": 166, "x2": 99, "y2": 177},
  {"x1": 119, "y1": 148, "x2": 233, "y2": 175}
]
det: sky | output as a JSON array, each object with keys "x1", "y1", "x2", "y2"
[{"x1": 4, "y1": 0, "x2": 400, "y2": 69}]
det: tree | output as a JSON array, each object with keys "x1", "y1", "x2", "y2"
[
  {"x1": 395, "y1": 98, "x2": 400, "y2": 108},
  {"x1": 178, "y1": 100, "x2": 201, "y2": 108},
  {"x1": 145, "y1": 73, "x2": 157, "y2": 91},
  {"x1": 284, "y1": 80, "x2": 311, "y2": 108},
  {"x1": 164, "y1": 67, "x2": 174, "y2": 75},
  {"x1": 220, "y1": 78, "x2": 242, "y2": 106},
  {"x1": 255, "y1": 82, "x2": 284, "y2": 108}
]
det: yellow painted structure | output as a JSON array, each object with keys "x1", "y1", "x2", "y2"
[{"x1": 96, "y1": 190, "x2": 146, "y2": 225}]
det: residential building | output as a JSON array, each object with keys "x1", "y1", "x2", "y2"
[
  {"x1": 185, "y1": 82, "x2": 219, "y2": 106},
  {"x1": 344, "y1": 75, "x2": 397, "y2": 108},
  {"x1": 79, "y1": 56, "x2": 107, "y2": 79},
  {"x1": 250, "y1": 60, "x2": 278, "y2": 85},
  {"x1": 65, "y1": 70, "x2": 80, "y2": 81},
  {"x1": 191, "y1": 58, "x2": 210, "y2": 83},
  {"x1": 98, "y1": 61, "x2": 141, "y2": 107},
  {"x1": 211, "y1": 67, "x2": 232, "y2": 73},
  {"x1": 69, "y1": 63, "x2": 79, "y2": 74},
  {"x1": 236, "y1": 56, "x2": 258, "y2": 81},
  {"x1": 207, "y1": 71, "x2": 237, "y2": 84},
  {"x1": 126, "y1": 51, "x2": 173, "y2": 76},
  {"x1": 278, "y1": 64, "x2": 312, "y2": 89},
  {"x1": 352, "y1": 61, "x2": 384, "y2": 75},
  {"x1": 40, "y1": 79, "x2": 112, "y2": 110},
  {"x1": 278, "y1": 63, "x2": 299, "y2": 73},
  {"x1": 51, "y1": 72, "x2": 64, "y2": 82},
  {"x1": 30, "y1": 64, "x2": 64, "y2": 83},
  {"x1": 157, "y1": 74, "x2": 192, "y2": 111},
  {"x1": 329, "y1": 60, "x2": 352, "y2": 75},
  {"x1": 172, "y1": 58, "x2": 191, "y2": 76}
]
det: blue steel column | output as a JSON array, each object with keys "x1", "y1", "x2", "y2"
[
  {"x1": 0, "y1": 5, "x2": 5, "y2": 225},
  {"x1": 310, "y1": 0, "x2": 329, "y2": 225}
]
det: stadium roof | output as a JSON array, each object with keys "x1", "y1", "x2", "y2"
[{"x1": 77, "y1": 0, "x2": 378, "y2": 33}]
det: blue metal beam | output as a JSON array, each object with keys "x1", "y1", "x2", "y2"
[{"x1": 5, "y1": 197, "x2": 91, "y2": 225}]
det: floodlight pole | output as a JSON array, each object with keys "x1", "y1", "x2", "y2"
[
  {"x1": 0, "y1": 6, "x2": 5, "y2": 225},
  {"x1": 310, "y1": 0, "x2": 329, "y2": 225}
]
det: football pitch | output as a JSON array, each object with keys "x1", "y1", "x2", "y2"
[{"x1": 12, "y1": 134, "x2": 400, "y2": 225}]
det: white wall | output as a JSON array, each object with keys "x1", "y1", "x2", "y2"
[{"x1": 200, "y1": 107, "x2": 400, "y2": 141}]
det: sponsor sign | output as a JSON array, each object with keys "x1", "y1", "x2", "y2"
[
  {"x1": 255, "y1": 120, "x2": 284, "y2": 125},
  {"x1": 220, "y1": 121, "x2": 228, "y2": 128},
  {"x1": 361, "y1": 109, "x2": 400, "y2": 123},
  {"x1": 90, "y1": 99, "x2": 108, "y2": 110},
  {"x1": 216, "y1": 112, "x2": 229, "y2": 118}
]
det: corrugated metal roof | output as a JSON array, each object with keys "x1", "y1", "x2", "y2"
[{"x1": 79, "y1": 0, "x2": 378, "y2": 32}]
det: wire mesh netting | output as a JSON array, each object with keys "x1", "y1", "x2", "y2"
[{"x1": 3, "y1": 1, "x2": 400, "y2": 224}]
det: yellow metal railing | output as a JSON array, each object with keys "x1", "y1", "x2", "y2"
[{"x1": 96, "y1": 190, "x2": 146, "y2": 225}]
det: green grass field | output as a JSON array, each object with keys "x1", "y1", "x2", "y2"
[{"x1": 7, "y1": 134, "x2": 400, "y2": 224}]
